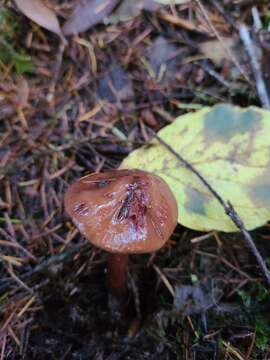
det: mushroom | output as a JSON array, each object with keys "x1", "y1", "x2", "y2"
[{"x1": 64, "y1": 169, "x2": 178, "y2": 301}]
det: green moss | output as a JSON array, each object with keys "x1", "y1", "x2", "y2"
[{"x1": 0, "y1": 6, "x2": 34, "y2": 74}]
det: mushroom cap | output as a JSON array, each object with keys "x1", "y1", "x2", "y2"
[{"x1": 64, "y1": 169, "x2": 178, "y2": 254}]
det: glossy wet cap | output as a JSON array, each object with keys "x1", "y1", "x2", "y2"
[{"x1": 64, "y1": 169, "x2": 178, "y2": 254}]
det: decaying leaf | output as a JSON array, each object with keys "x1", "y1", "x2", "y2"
[
  {"x1": 108, "y1": 0, "x2": 191, "y2": 24},
  {"x1": 174, "y1": 281, "x2": 238, "y2": 315},
  {"x1": 199, "y1": 37, "x2": 241, "y2": 66},
  {"x1": 63, "y1": 0, "x2": 119, "y2": 36},
  {"x1": 108, "y1": 0, "x2": 158, "y2": 23},
  {"x1": 147, "y1": 36, "x2": 181, "y2": 82},
  {"x1": 174, "y1": 281, "x2": 220, "y2": 315},
  {"x1": 14, "y1": 0, "x2": 62, "y2": 38},
  {"x1": 122, "y1": 104, "x2": 270, "y2": 232},
  {"x1": 97, "y1": 62, "x2": 134, "y2": 104}
]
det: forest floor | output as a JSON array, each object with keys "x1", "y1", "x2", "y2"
[{"x1": 1, "y1": 1, "x2": 270, "y2": 359}]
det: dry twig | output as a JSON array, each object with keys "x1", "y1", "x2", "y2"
[{"x1": 239, "y1": 23, "x2": 270, "y2": 110}]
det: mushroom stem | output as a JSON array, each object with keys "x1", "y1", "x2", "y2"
[{"x1": 106, "y1": 253, "x2": 129, "y2": 300}]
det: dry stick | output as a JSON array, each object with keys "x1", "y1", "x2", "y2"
[
  {"x1": 239, "y1": 24, "x2": 270, "y2": 110},
  {"x1": 251, "y1": 6, "x2": 262, "y2": 32},
  {"x1": 148, "y1": 129, "x2": 270, "y2": 289}
]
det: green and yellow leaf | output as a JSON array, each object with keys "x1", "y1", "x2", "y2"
[{"x1": 122, "y1": 104, "x2": 270, "y2": 232}]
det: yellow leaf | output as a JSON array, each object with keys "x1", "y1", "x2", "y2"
[{"x1": 121, "y1": 104, "x2": 270, "y2": 232}]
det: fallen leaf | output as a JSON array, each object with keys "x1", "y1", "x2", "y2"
[
  {"x1": 122, "y1": 104, "x2": 270, "y2": 232},
  {"x1": 174, "y1": 281, "x2": 239, "y2": 316},
  {"x1": 174, "y1": 281, "x2": 220, "y2": 315},
  {"x1": 147, "y1": 36, "x2": 181, "y2": 82},
  {"x1": 97, "y1": 62, "x2": 134, "y2": 105},
  {"x1": 199, "y1": 37, "x2": 240, "y2": 66},
  {"x1": 108, "y1": 0, "x2": 159, "y2": 23},
  {"x1": 63, "y1": 0, "x2": 119, "y2": 36},
  {"x1": 14, "y1": 0, "x2": 62, "y2": 38}
]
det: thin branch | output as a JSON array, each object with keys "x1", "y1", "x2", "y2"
[
  {"x1": 147, "y1": 128, "x2": 270, "y2": 289},
  {"x1": 239, "y1": 24, "x2": 270, "y2": 110},
  {"x1": 251, "y1": 7, "x2": 262, "y2": 32}
]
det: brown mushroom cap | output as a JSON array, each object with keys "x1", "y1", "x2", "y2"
[{"x1": 64, "y1": 169, "x2": 178, "y2": 254}]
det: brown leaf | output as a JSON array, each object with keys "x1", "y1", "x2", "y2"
[
  {"x1": 199, "y1": 37, "x2": 239, "y2": 66},
  {"x1": 63, "y1": 0, "x2": 120, "y2": 36},
  {"x1": 14, "y1": 0, "x2": 63, "y2": 38}
]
